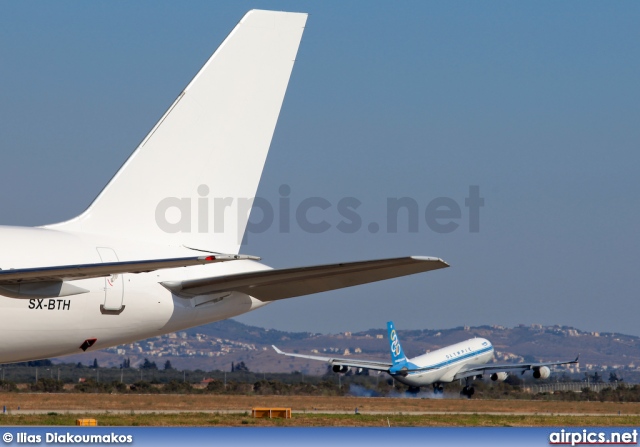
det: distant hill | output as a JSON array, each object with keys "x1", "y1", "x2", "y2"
[
  {"x1": 55, "y1": 320, "x2": 640, "y2": 379},
  {"x1": 183, "y1": 319, "x2": 315, "y2": 344}
]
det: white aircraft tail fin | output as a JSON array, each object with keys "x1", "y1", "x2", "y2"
[{"x1": 48, "y1": 10, "x2": 307, "y2": 254}]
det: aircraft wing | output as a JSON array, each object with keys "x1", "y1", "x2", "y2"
[
  {"x1": 162, "y1": 256, "x2": 449, "y2": 300},
  {"x1": 0, "y1": 254, "x2": 258, "y2": 285},
  {"x1": 452, "y1": 356, "x2": 580, "y2": 381},
  {"x1": 272, "y1": 346, "x2": 393, "y2": 372}
]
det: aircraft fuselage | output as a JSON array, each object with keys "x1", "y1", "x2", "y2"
[{"x1": 391, "y1": 338, "x2": 494, "y2": 387}]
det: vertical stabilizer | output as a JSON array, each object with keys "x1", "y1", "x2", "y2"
[
  {"x1": 387, "y1": 321, "x2": 408, "y2": 365},
  {"x1": 48, "y1": 10, "x2": 307, "y2": 254}
]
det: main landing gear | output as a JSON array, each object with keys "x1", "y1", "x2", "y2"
[
  {"x1": 407, "y1": 386, "x2": 421, "y2": 395},
  {"x1": 460, "y1": 377, "x2": 475, "y2": 398},
  {"x1": 432, "y1": 383, "x2": 444, "y2": 395},
  {"x1": 460, "y1": 386, "x2": 475, "y2": 398}
]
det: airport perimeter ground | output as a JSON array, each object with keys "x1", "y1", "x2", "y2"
[{"x1": 0, "y1": 394, "x2": 640, "y2": 426}]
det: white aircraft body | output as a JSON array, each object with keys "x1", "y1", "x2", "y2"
[
  {"x1": 0, "y1": 11, "x2": 449, "y2": 364},
  {"x1": 274, "y1": 322, "x2": 578, "y2": 397}
]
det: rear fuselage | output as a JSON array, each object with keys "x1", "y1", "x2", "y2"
[{"x1": 0, "y1": 226, "x2": 271, "y2": 363}]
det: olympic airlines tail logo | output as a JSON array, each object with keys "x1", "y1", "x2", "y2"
[{"x1": 390, "y1": 329, "x2": 401, "y2": 357}]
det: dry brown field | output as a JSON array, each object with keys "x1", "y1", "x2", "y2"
[{"x1": 0, "y1": 393, "x2": 639, "y2": 415}]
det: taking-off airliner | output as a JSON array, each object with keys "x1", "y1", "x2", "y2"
[
  {"x1": 0, "y1": 10, "x2": 450, "y2": 364},
  {"x1": 274, "y1": 322, "x2": 579, "y2": 397}
]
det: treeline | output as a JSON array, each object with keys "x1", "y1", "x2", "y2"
[
  {"x1": 0, "y1": 378, "x2": 345, "y2": 396},
  {"x1": 2, "y1": 376, "x2": 640, "y2": 401},
  {"x1": 0, "y1": 360, "x2": 334, "y2": 386},
  {"x1": 438, "y1": 379, "x2": 639, "y2": 402}
]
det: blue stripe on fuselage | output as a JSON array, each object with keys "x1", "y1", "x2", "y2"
[{"x1": 398, "y1": 345, "x2": 494, "y2": 376}]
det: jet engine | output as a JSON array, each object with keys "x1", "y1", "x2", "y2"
[
  {"x1": 332, "y1": 365, "x2": 349, "y2": 373},
  {"x1": 490, "y1": 372, "x2": 508, "y2": 382},
  {"x1": 533, "y1": 366, "x2": 551, "y2": 379}
]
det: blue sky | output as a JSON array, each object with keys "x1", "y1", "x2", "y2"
[{"x1": 1, "y1": 2, "x2": 639, "y2": 335}]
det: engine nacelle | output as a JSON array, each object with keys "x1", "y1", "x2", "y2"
[
  {"x1": 332, "y1": 365, "x2": 349, "y2": 374},
  {"x1": 533, "y1": 366, "x2": 551, "y2": 379},
  {"x1": 490, "y1": 372, "x2": 508, "y2": 382}
]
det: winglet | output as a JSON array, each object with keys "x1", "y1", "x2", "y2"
[
  {"x1": 410, "y1": 256, "x2": 450, "y2": 267},
  {"x1": 272, "y1": 345, "x2": 284, "y2": 355}
]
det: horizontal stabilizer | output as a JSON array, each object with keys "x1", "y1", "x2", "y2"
[
  {"x1": 0, "y1": 254, "x2": 257, "y2": 285},
  {"x1": 162, "y1": 256, "x2": 449, "y2": 300}
]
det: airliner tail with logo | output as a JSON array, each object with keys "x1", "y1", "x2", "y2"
[{"x1": 273, "y1": 321, "x2": 579, "y2": 397}]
